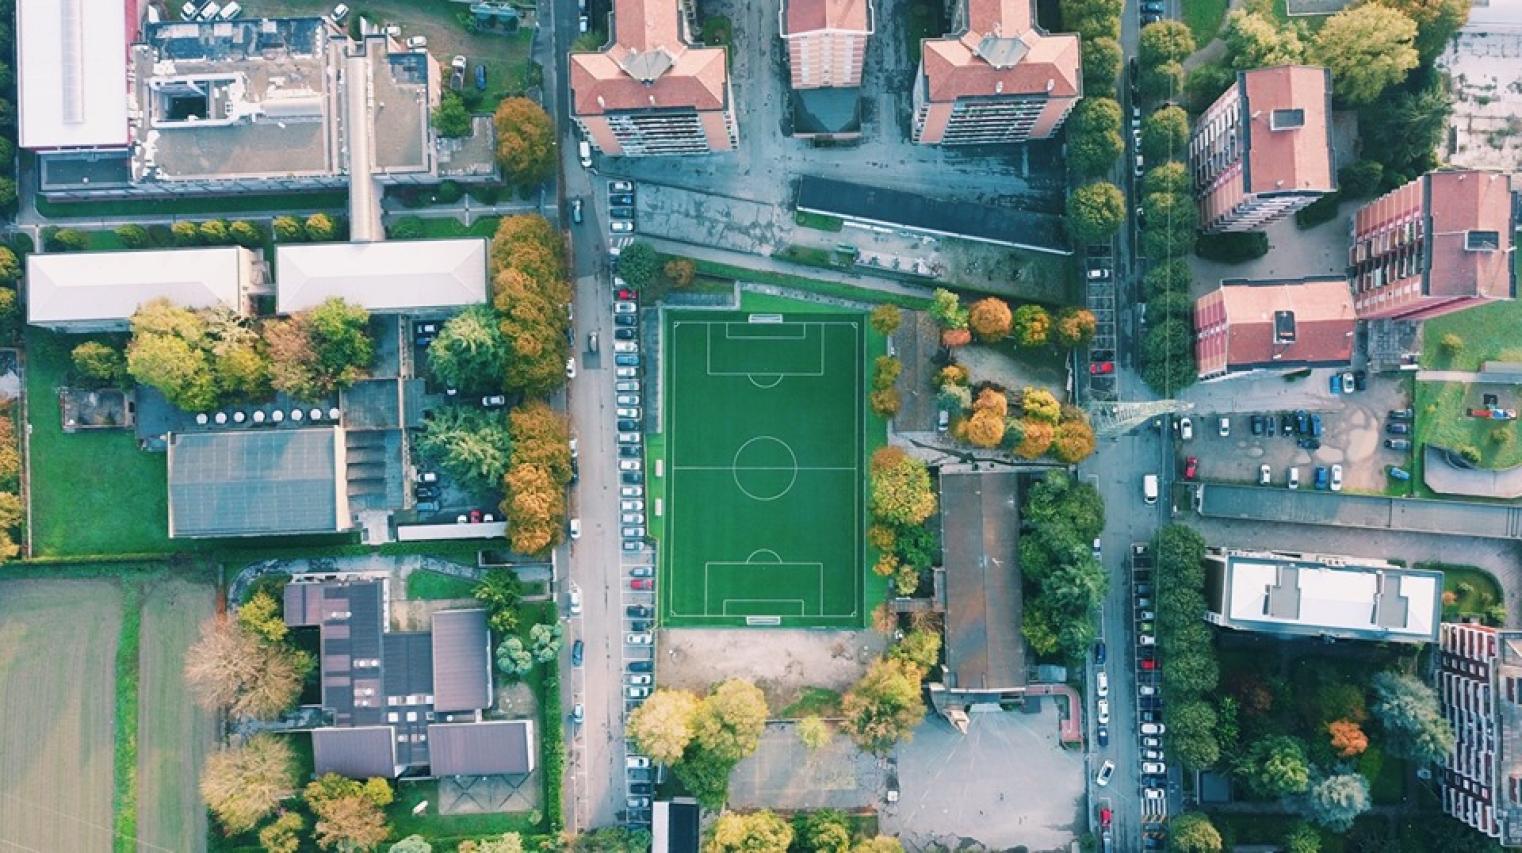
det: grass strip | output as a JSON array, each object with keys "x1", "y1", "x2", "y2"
[{"x1": 112, "y1": 581, "x2": 144, "y2": 853}]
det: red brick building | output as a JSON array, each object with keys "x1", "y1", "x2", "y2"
[
  {"x1": 1437, "y1": 622, "x2": 1522, "y2": 847},
  {"x1": 1193, "y1": 276, "x2": 1355, "y2": 380}
]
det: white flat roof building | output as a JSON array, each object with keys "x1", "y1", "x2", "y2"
[
  {"x1": 27, "y1": 246, "x2": 255, "y2": 331},
  {"x1": 1203, "y1": 547, "x2": 1442, "y2": 643},
  {"x1": 17, "y1": 0, "x2": 132, "y2": 149},
  {"x1": 275, "y1": 239, "x2": 489, "y2": 315}
]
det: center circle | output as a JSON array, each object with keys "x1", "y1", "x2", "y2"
[{"x1": 732, "y1": 436, "x2": 799, "y2": 502}]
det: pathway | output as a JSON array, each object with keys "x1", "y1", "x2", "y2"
[{"x1": 1417, "y1": 369, "x2": 1493, "y2": 383}]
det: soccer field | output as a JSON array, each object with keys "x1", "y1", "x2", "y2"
[{"x1": 660, "y1": 310, "x2": 865, "y2": 628}]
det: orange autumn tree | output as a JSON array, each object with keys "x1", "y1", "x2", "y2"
[{"x1": 1328, "y1": 719, "x2": 1368, "y2": 757}]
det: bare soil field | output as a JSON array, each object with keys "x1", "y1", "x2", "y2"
[
  {"x1": 138, "y1": 576, "x2": 216, "y2": 853},
  {"x1": 656, "y1": 628, "x2": 887, "y2": 712},
  {"x1": 0, "y1": 579, "x2": 122, "y2": 852}
]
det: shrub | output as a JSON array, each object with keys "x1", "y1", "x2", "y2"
[
  {"x1": 1491, "y1": 426, "x2": 1513, "y2": 446},
  {"x1": 1294, "y1": 193, "x2": 1342, "y2": 229},
  {"x1": 389, "y1": 216, "x2": 426, "y2": 240},
  {"x1": 1439, "y1": 333, "x2": 1464, "y2": 355},
  {"x1": 435, "y1": 180, "x2": 464, "y2": 204},
  {"x1": 1459, "y1": 445, "x2": 1482, "y2": 464},
  {"x1": 1194, "y1": 231, "x2": 1268, "y2": 262}
]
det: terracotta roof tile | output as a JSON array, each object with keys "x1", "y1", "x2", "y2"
[
  {"x1": 569, "y1": 0, "x2": 729, "y2": 115},
  {"x1": 921, "y1": 30, "x2": 1080, "y2": 102},
  {"x1": 784, "y1": 0, "x2": 871, "y2": 34},
  {"x1": 1207, "y1": 276, "x2": 1355, "y2": 369},
  {"x1": 1241, "y1": 66, "x2": 1334, "y2": 196},
  {"x1": 1425, "y1": 170, "x2": 1516, "y2": 299}
]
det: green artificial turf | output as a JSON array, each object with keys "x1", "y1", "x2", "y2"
[{"x1": 659, "y1": 311, "x2": 865, "y2": 628}]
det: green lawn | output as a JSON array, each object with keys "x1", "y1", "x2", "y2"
[
  {"x1": 794, "y1": 211, "x2": 845, "y2": 232},
  {"x1": 659, "y1": 311, "x2": 865, "y2": 628},
  {"x1": 1413, "y1": 380, "x2": 1522, "y2": 470},
  {"x1": 391, "y1": 215, "x2": 503, "y2": 240},
  {"x1": 1425, "y1": 562, "x2": 1505, "y2": 623},
  {"x1": 405, "y1": 569, "x2": 480, "y2": 600},
  {"x1": 779, "y1": 687, "x2": 842, "y2": 718},
  {"x1": 1182, "y1": 0, "x2": 1229, "y2": 43},
  {"x1": 24, "y1": 329, "x2": 175, "y2": 557},
  {"x1": 388, "y1": 779, "x2": 540, "y2": 844},
  {"x1": 1420, "y1": 298, "x2": 1522, "y2": 371}
]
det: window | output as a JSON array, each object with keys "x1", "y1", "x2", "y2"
[
  {"x1": 1467, "y1": 230, "x2": 1500, "y2": 252},
  {"x1": 1269, "y1": 109, "x2": 1304, "y2": 131}
]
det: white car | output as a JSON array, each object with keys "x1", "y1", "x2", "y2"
[
  {"x1": 616, "y1": 381, "x2": 641, "y2": 392},
  {"x1": 627, "y1": 755, "x2": 650, "y2": 768},
  {"x1": 1141, "y1": 723, "x2": 1166, "y2": 735},
  {"x1": 613, "y1": 341, "x2": 639, "y2": 353},
  {"x1": 1287, "y1": 467, "x2": 1300, "y2": 490},
  {"x1": 621, "y1": 512, "x2": 643, "y2": 525},
  {"x1": 196, "y1": 1, "x2": 221, "y2": 20},
  {"x1": 628, "y1": 674, "x2": 653, "y2": 685},
  {"x1": 617, "y1": 407, "x2": 642, "y2": 419},
  {"x1": 566, "y1": 357, "x2": 577, "y2": 379},
  {"x1": 621, "y1": 500, "x2": 645, "y2": 512},
  {"x1": 1341, "y1": 371, "x2": 1356, "y2": 394},
  {"x1": 181, "y1": 1, "x2": 198, "y2": 17},
  {"x1": 614, "y1": 301, "x2": 638, "y2": 314},
  {"x1": 568, "y1": 585, "x2": 582, "y2": 615},
  {"x1": 622, "y1": 526, "x2": 646, "y2": 538},
  {"x1": 1218, "y1": 416, "x2": 1230, "y2": 437},
  {"x1": 569, "y1": 518, "x2": 581, "y2": 539},
  {"x1": 610, "y1": 180, "x2": 635, "y2": 192},
  {"x1": 1259, "y1": 463, "x2": 1271, "y2": 486},
  {"x1": 1178, "y1": 416, "x2": 1193, "y2": 441},
  {"x1": 1139, "y1": 634, "x2": 1156, "y2": 646},
  {"x1": 1142, "y1": 762, "x2": 1166, "y2": 775},
  {"x1": 616, "y1": 394, "x2": 641, "y2": 407},
  {"x1": 1139, "y1": 684, "x2": 1157, "y2": 696},
  {"x1": 615, "y1": 367, "x2": 638, "y2": 379},
  {"x1": 1330, "y1": 464, "x2": 1343, "y2": 492},
  {"x1": 618, "y1": 432, "x2": 642, "y2": 445},
  {"x1": 1095, "y1": 760, "x2": 1115, "y2": 787},
  {"x1": 627, "y1": 686, "x2": 651, "y2": 699},
  {"x1": 569, "y1": 437, "x2": 578, "y2": 459},
  {"x1": 1142, "y1": 749, "x2": 1164, "y2": 761},
  {"x1": 1141, "y1": 736, "x2": 1162, "y2": 748},
  {"x1": 406, "y1": 35, "x2": 428, "y2": 50},
  {"x1": 610, "y1": 221, "x2": 635, "y2": 233},
  {"x1": 330, "y1": 3, "x2": 350, "y2": 23},
  {"x1": 626, "y1": 633, "x2": 653, "y2": 645},
  {"x1": 1097, "y1": 698, "x2": 1110, "y2": 724},
  {"x1": 620, "y1": 486, "x2": 644, "y2": 498},
  {"x1": 1143, "y1": 788, "x2": 1166, "y2": 801},
  {"x1": 619, "y1": 460, "x2": 643, "y2": 472},
  {"x1": 1096, "y1": 671, "x2": 1109, "y2": 698},
  {"x1": 451, "y1": 55, "x2": 468, "y2": 72}
]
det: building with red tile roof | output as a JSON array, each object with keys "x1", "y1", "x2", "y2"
[
  {"x1": 569, "y1": 0, "x2": 737, "y2": 156},
  {"x1": 1349, "y1": 170, "x2": 1516, "y2": 321},
  {"x1": 779, "y1": 0, "x2": 873, "y2": 90},
  {"x1": 911, "y1": 0, "x2": 1080, "y2": 145},
  {"x1": 1190, "y1": 65, "x2": 1336, "y2": 233},
  {"x1": 1194, "y1": 275, "x2": 1355, "y2": 380}
]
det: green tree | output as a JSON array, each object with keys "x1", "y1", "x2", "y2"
[
  {"x1": 1282, "y1": 821, "x2": 1321, "y2": 853},
  {"x1": 427, "y1": 304, "x2": 510, "y2": 392},
  {"x1": 114, "y1": 224, "x2": 150, "y2": 248},
  {"x1": 0, "y1": 246, "x2": 18, "y2": 284},
  {"x1": 1139, "y1": 61, "x2": 1185, "y2": 101},
  {"x1": 1300, "y1": 772, "x2": 1371, "y2": 832},
  {"x1": 841, "y1": 657, "x2": 926, "y2": 754},
  {"x1": 1082, "y1": 36, "x2": 1123, "y2": 91},
  {"x1": 493, "y1": 97, "x2": 557, "y2": 187},
  {"x1": 1066, "y1": 181, "x2": 1127, "y2": 242},
  {"x1": 929, "y1": 288, "x2": 968, "y2": 330},
  {"x1": 792, "y1": 810, "x2": 852, "y2": 853},
  {"x1": 1238, "y1": 735, "x2": 1312, "y2": 797},
  {"x1": 1169, "y1": 698, "x2": 1222, "y2": 770},
  {"x1": 415, "y1": 406, "x2": 512, "y2": 495},
  {"x1": 1144, "y1": 257, "x2": 1192, "y2": 298},
  {"x1": 797, "y1": 716, "x2": 832, "y2": 751},
  {"x1": 237, "y1": 590, "x2": 288, "y2": 645},
  {"x1": 1140, "y1": 318, "x2": 1196, "y2": 395},
  {"x1": 693, "y1": 679, "x2": 768, "y2": 763},
  {"x1": 1338, "y1": 160, "x2": 1384, "y2": 199},
  {"x1": 71, "y1": 341, "x2": 125, "y2": 384},
  {"x1": 1185, "y1": 63, "x2": 1238, "y2": 113},
  {"x1": 1370, "y1": 670, "x2": 1455, "y2": 764},
  {"x1": 303, "y1": 774, "x2": 392, "y2": 851},
  {"x1": 1141, "y1": 105, "x2": 1190, "y2": 163},
  {"x1": 1380, "y1": 0, "x2": 1470, "y2": 60},
  {"x1": 869, "y1": 304, "x2": 902, "y2": 335},
  {"x1": 1223, "y1": 9, "x2": 1305, "y2": 70},
  {"x1": 433, "y1": 90, "x2": 474, "y2": 138},
  {"x1": 127, "y1": 330, "x2": 217, "y2": 411},
  {"x1": 46, "y1": 226, "x2": 89, "y2": 252},
  {"x1": 389, "y1": 216, "x2": 426, "y2": 240},
  {"x1": 229, "y1": 220, "x2": 263, "y2": 248},
  {"x1": 616, "y1": 241, "x2": 660, "y2": 290},
  {"x1": 1144, "y1": 161, "x2": 1192, "y2": 196},
  {"x1": 303, "y1": 213, "x2": 338, "y2": 242},
  {"x1": 1012, "y1": 304, "x2": 1051, "y2": 347},
  {"x1": 1140, "y1": 20, "x2": 1197, "y2": 66},
  {"x1": 273, "y1": 215, "x2": 305, "y2": 242},
  {"x1": 0, "y1": 176, "x2": 20, "y2": 209},
  {"x1": 529, "y1": 622, "x2": 563, "y2": 663},
  {"x1": 627, "y1": 689, "x2": 701, "y2": 765},
  {"x1": 390, "y1": 836, "x2": 434, "y2": 853},
  {"x1": 258, "y1": 812, "x2": 305, "y2": 853},
  {"x1": 1170, "y1": 813, "x2": 1223, "y2": 853},
  {"x1": 266, "y1": 298, "x2": 373, "y2": 399},
  {"x1": 199, "y1": 219, "x2": 230, "y2": 245},
  {"x1": 1067, "y1": 97, "x2": 1124, "y2": 177},
  {"x1": 1313, "y1": 4, "x2": 1419, "y2": 105},
  {"x1": 706, "y1": 810, "x2": 792, "y2": 853},
  {"x1": 890, "y1": 629, "x2": 942, "y2": 674},
  {"x1": 495, "y1": 636, "x2": 533, "y2": 679},
  {"x1": 1358, "y1": 78, "x2": 1450, "y2": 180},
  {"x1": 869, "y1": 447, "x2": 936, "y2": 526},
  {"x1": 672, "y1": 745, "x2": 735, "y2": 810}
]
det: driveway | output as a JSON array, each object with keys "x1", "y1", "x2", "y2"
[{"x1": 882, "y1": 707, "x2": 1086, "y2": 852}]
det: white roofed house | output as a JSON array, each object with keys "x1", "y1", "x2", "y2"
[
  {"x1": 16, "y1": 0, "x2": 134, "y2": 151},
  {"x1": 25, "y1": 246, "x2": 258, "y2": 332},
  {"x1": 275, "y1": 239, "x2": 488, "y2": 316}
]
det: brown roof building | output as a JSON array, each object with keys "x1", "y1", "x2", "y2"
[
  {"x1": 1190, "y1": 65, "x2": 1336, "y2": 233},
  {"x1": 1194, "y1": 275, "x2": 1355, "y2": 379},
  {"x1": 911, "y1": 0, "x2": 1080, "y2": 145},
  {"x1": 569, "y1": 0, "x2": 737, "y2": 156},
  {"x1": 1437, "y1": 623, "x2": 1522, "y2": 846},
  {"x1": 779, "y1": 0, "x2": 873, "y2": 90},
  {"x1": 1349, "y1": 170, "x2": 1516, "y2": 321}
]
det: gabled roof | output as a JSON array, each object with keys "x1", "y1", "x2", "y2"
[
  {"x1": 430, "y1": 609, "x2": 492, "y2": 713},
  {"x1": 1240, "y1": 66, "x2": 1335, "y2": 196},
  {"x1": 167, "y1": 427, "x2": 347, "y2": 538},
  {"x1": 1424, "y1": 170, "x2": 1516, "y2": 300},
  {"x1": 313, "y1": 727, "x2": 400, "y2": 779},
  {"x1": 568, "y1": 0, "x2": 730, "y2": 115},
  {"x1": 1196, "y1": 276, "x2": 1355, "y2": 371},
  {"x1": 27, "y1": 247, "x2": 249, "y2": 327},
  {"x1": 427, "y1": 721, "x2": 535, "y2": 776},
  {"x1": 918, "y1": 0, "x2": 1079, "y2": 103},
  {"x1": 783, "y1": 0, "x2": 872, "y2": 35},
  {"x1": 17, "y1": 0, "x2": 132, "y2": 149},
  {"x1": 275, "y1": 239, "x2": 488, "y2": 314}
]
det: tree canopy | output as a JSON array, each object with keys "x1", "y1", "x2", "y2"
[
  {"x1": 1141, "y1": 106, "x2": 1190, "y2": 163},
  {"x1": 868, "y1": 447, "x2": 936, "y2": 527},
  {"x1": 493, "y1": 98, "x2": 556, "y2": 187},
  {"x1": 705, "y1": 810, "x2": 793, "y2": 853},
  {"x1": 200, "y1": 734, "x2": 296, "y2": 834},
  {"x1": 1066, "y1": 181, "x2": 1127, "y2": 243},
  {"x1": 415, "y1": 406, "x2": 512, "y2": 495},
  {"x1": 1140, "y1": 20, "x2": 1197, "y2": 66},
  {"x1": 1223, "y1": 9, "x2": 1305, "y2": 70},
  {"x1": 1066, "y1": 98, "x2": 1124, "y2": 177},
  {"x1": 1370, "y1": 670, "x2": 1455, "y2": 763},
  {"x1": 627, "y1": 689, "x2": 701, "y2": 764},
  {"x1": 427, "y1": 304, "x2": 510, "y2": 393},
  {"x1": 841, "y1": 657, "x2": 927, "y2": 754},
  {"x1": 1313, "y1": 4, "x2": 1419, "y2": 105}
]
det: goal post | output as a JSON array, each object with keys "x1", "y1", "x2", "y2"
[{"x1": 747, "y1": 314, "x2": 784, "y2": 324}]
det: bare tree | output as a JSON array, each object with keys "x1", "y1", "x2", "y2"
[
  {"x1": 184, "y1": 616, "x2": 304, "y2": 720},
  {"x1": 200, "y1": 734, "x2": 297, "y2": 834}
]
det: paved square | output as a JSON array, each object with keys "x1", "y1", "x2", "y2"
[{"x1": 660, "y1": 310, "x2": 865, "y2": 628}]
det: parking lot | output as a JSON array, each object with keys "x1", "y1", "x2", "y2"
[{"x1": 1177, "y1": 369, "x2": 1415, "y2": 494}]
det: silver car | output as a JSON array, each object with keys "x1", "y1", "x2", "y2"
[
  {"x1": 621, "y1": 500, "x2": 645, "y2": 512},
  {"x1": 622, "y1": 526, "x2": 646, "y2": 538},
  {"x1": 616, "y1": 394, "x2": 641, "y2": 407}
]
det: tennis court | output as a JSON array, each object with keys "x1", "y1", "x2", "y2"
[{"x1": 660, "y1": 310, "x2": 865, "y2": 628}]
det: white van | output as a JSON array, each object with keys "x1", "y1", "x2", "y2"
[
  {"x1": 578, "y1": 140, "x2": 592, "y2": 168},
  {"x1": 1142, "y1": 474, "x2": 1159, "y2": 505}
]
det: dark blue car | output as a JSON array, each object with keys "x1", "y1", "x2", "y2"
[{"x1": 475, "y1": 63, "x2": 487, "y2": 90}]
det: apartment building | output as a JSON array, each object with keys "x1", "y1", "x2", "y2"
[
  {"x1": 1190, "y1": 65, "x2": 1336, "y2": 233},
  {"x1": 569, "y1": 0, "x2": 737, "y2": 156},
  {"x1": 1193, "y1": 275, "x2": 1355, "y2": 380},
  {"x1": 1348, "y1": 170, "x2": 1516, "y2": 321},
  {"x1": 911, "y1": 0, "x2": 1080, "y2": 146},
  {"x1": 1436, "y1": 622, "x2": 1522, "y2": 847},
  {"x1": 779, "y1": 0, "x2": 872, "y2": 89}
]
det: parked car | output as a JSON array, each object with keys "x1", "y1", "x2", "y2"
[
  {"x1": 610, "y1": 180, "x2": 635, "y2": 193},
  {"x1": 1282, "y1": 413, "x2": 1297, "y2": 434},
  {"x1": 621, "y1": 486, "x2": 644, "y2": 498},
  {"x1": 1094, "y1": 641, "x2": 1107, "y2": 664},
  {"x1": 571, "y1": 198, "x2": 583, "y2": 224},
  {"x1": 1384, "y1": 438, "x2": 1411, "y2": 450},
  {"x1": 1287, "y1": 467, "x2": 1300, "y2": 489},
  {"x1": 618, "y1": 446, "x2": 639, "y2": 458},
  {"x1": 630, "y1": 566, "x2": 654, "y2": 578},
  {"x1": 630, "y1": 579, "x2": 653, "y2": 590},
  {"x1": 1140, "y1": 723, "x2": 1166, "y2": 735},
  {"x1": 1259, "y1": 463, "x2": 1271, "y2": 486},
  {"x1": 475, "y1": 64, "x2": 487, "y2": 90},
  {"x1": 615, "y1": 314, "x2": 638, "y2": 327},
  {"x1": 1314, "y1": 466, "x2": 1329, "y2": 490},
  {"x1": 617, "y1": 407, "x2": 642, "y2": 419},
  {"x1": 1090, "y1": 361, "x2": 1115, "y2": 375},
  {"x1": 615, "y1": 355, "x2": 640, "y2": 367},
  {"x1": 614, "y1": 301, "x2": 638, "y2": 314},
  {"x1": 1097, "y1": 698, "x2": 1110, "y2": 724},
  {"x1": 1095, "y1": 760, "x2": 1115, "y2": 787},
  {"x1": 1097, "y1": 671, "x2": 1109, "y2": 697},
  {"x1": 628, "y1": 660, "x2": 654, "y2": 674},
  {"x1": 1297, "y1": 438, "x2": 1322, "y2": 450},
  {"x1": 569, "y1": 518, "x2": 581, "y2": 539},
  {"x1": 1183, "y1": 456, "x2": 1198, "y2": 480},
  {"x1": 617, "y1": 419, "x2": 639, "y2": 431},
  {"x1": 616, "y1": 380, "x2": 641, "y2": 393},
  {"x1": 1388, "y1": 465, "x2": 1412, "y2": 481},
  {"x1": 330, "y1": 3, "x2": 350, "y2": 23},
  {"x1": 1310, "y1": 414, "x2": 1323, "y2": 437},
  {"x1": 1387, "y1": 422, "x2": 1411, "y2": 435},
  {"x1": 571, "y1": 640, "x2": 584, "y2": 666},
  {"x1": 1141, "y1": 762, "x2": 1166, "y2": 775},
  {"x1": 619, "y1": 460, "x2": 642, "y2": 472},
  {"x1": 1389, "y1": 408, "x2": 1414, "y2": 420},
  {"x1": 610, "y1": 221, "x2": 634, "y2": 233},
  {"x1": 610, "y1": 207, "x2": 635, "y2": 220},
  {"x1": 615, "y1": 328, "x2": 637, "y2": 340},
  {"x1": 1354, "y1": 370, "x2": 1368, "y2": 391},
  {"x1": 1177, "y1": 416, "x2": 1193, "y2": 440},
  {"x1": 566, "y1": 357, "x2": 577, "y2": 379},
  {"x1": 616, "y1": 394, "x2": 641, "y2": 406},
  {"x1": 1251, "y1": 414, "x2": 1264, "y2": 435},
  {"x1": 571, "y1": 703, "x2": 584, "y2": 723},
  {"x1": 610, "y1": 194, "x2": 635, "y2": 206},
  {"x1": 626, "y1": 632, "x2": 653, "y2": 644},
  {"x1": 1097, "y1": 725, "x2": 1109, "y2": 747},
  {"x1": 1218, "y1": 416, "x2": 1230, "y2": 437},
  {"x1": 627, "y1": 686, "x2": 651, "y2": 699},
  {"x1": 1330, "y1": 373, "x2": 1344, "y2": 394},
  {"x1": 626, "y1": 755, "x2": 650, "y2": 768},
  {"x1": 406, "y1": 35, "x2": 427, "y2": 50}
]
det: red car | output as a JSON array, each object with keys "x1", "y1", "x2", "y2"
[
  {"x1": 1099, "y1": 807, "x2": 1112, "y2": 828},
  {"x1": 630, "y1": 579, "x2": 653, "y2": 590},
  {"x1": 1089, "y1": 361, "x2": 1115, "y2": 375},
  {"x1": 617, "y1": 288, "x2": 637, "y2": 301},
  {"x1": 469, "y1": 508, "x2": 483, "y2": 523},
  {"x1": 1183, "y1": 456, "x2": 1198, "y2": 480},
  {"x1": 1140, "y1": 658, "x2": 1158, "y2": 670}
]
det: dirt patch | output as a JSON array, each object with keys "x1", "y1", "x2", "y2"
[
  {"x1": 656, "y1": 628, "x2": 887, "y2": 712},
  {"x1": 138, "y1": 576, "x2": 217, "y2": 853},
  {"x1": 392, "y1": 597, "x2": 480, "y2": 631},
  {"x1": 0, "y1": 579, "x2": 122, "y2": 853}
]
